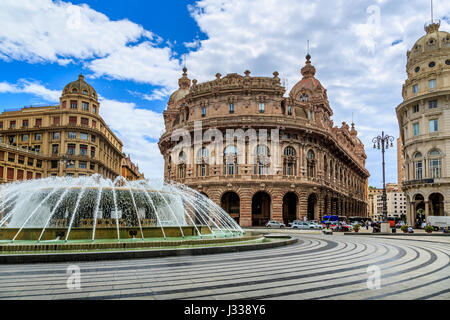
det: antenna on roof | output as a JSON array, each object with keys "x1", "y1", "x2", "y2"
[
  {"x1": 307, "y1": 40, "x2": 310, "y2": 55},
  {"x1": 183, "y1": 53, "x2": 187, "y2": 69},
  {"x1": 431, "y1": 0, "x2": 434, "y2": 23}
]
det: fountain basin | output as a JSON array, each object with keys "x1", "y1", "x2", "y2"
[{"x1": 0, "y1": 226, "x2": 215, "y2": 241}]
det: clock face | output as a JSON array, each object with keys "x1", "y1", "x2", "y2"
[{"x1": 300, "y1": 93, "x2": 309, "y2": 102}]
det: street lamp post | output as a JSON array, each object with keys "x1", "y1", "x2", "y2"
[
  {"x1": 372, "y1": 132, "x2": 394, "y2": 223},
  {"x1": 60, "y1": 155, "x2": 75, "y2": 176}
]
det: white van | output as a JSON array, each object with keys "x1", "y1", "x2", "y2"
[{"x1": 426, "y1": 216, "x2": 450, "y2": 231}]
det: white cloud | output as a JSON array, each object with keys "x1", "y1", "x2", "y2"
[
  {"x1": 0, "y1": 80, "x2": 60, "y2": 102},
  {"x1": 0, "y1": 0, "x2": 182, "y2": 90},
  {"x1": 99, "y1": 98, "x2": 165, "y2": 180}
]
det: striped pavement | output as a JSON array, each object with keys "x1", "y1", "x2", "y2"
[{"x1": 0, "y1": 234, "x2": 448, "y2": 300}]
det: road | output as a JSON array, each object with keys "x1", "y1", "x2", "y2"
[{"x1": 0, "y1": 233, "x2": 448, "y2": 300}]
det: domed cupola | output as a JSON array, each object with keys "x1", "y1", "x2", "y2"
[
  {"x1": 168, "y1": 67, "x2": 191, "y2": 107},
  {"x1": 289, "y1": 54, "x2": 331, "y2": 115},
  {"x1": 62, "y1": 74, "x2": 98, "y2": 101}
]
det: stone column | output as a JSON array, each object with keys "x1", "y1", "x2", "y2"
[
  {"x1": 239, "y1": 189, "x2": 253, "y2": 227},
  {"x1": 425, "y1": 200, "x2": 430, "y2": 220},
  {"x1": 272, "y1": 190, "x2": 283, "y2": 222}
]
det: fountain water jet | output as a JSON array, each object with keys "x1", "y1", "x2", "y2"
[{"x1": 0, "y1": 175, "x2": 244, "y2": 244}]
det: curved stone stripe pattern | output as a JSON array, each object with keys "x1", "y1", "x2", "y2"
[{"x1": 0, "y1": 235, "x2": 448, "y2": 300}]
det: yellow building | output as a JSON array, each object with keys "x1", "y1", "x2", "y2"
[
  {"x1": 0, "y1": 74, "x2": 124, "y2": 182},
  {"x1": 396, "y1": 20, "x2": 450, "y2": 225},
  {"x1": 121, "y1": 155, "x2": 144, "y2": 181}
]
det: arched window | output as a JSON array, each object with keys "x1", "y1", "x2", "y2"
[
  {"x1": 306, "y1": 150, "x2": 315, "y2": 178},
  {"x1": 224, "y1": 145, "x2": 239, "y2": 176},
  {"x1": 178, "y1": 151, "x2": 186, "y2": 179},
  {"x1": 197, "y1": 147, "x2": 209, "y2": 177},
  {"x1": 283, "y1": 146, "x2": 296, "y2": 176},
  {"x1": 414, "y1": 152, "x2": 423, "y2": 180},
  {"x1": 254, "y1": 145, "x2": 270, "y2": 175},
  {"x1": 428, "y1": 150, "x2": 442, "y2": 178}
]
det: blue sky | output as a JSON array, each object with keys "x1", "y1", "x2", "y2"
[{"x1": 0, "y1": 0, "x2": 449, "y2": 186}]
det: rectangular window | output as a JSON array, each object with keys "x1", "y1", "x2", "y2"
[
  {"x1": 62, "y1": 101, "x2": 67, "y2": 109},
  {"x1": 92, "y1": 120, "x2": 97, "y2": 128},
  {"x1": 413, "y1": 84, "x2": 418, "y2": 94},
  {"x1": 429, "y1": 100, "x2": 438, "y2": 109},
  {"x1": 259, "y1": 103, "x2": 265, "y2": 113},
  {"x1": 18, "y1": 156, "x2": 24, "y2": 165},
  {"x1": 412, "y1": 105, "x2": 419, "y2": 113},
  {"x1": 429, "y1": 119, "x2": 438, "y2": 133},
  {"x1": 67, "y1": 144, "x2": 76, "y2": 155},
  {"x1": 51, "y1": 160, "x2": 58, "y2": 169},
  {"x1": 28, "y1": 158, "x2": 34, "y2": 166},
  {"x1": 92, "y1": 106, "x2": 97, "y2": 114},
  {"x1": 415, "y1": 161, "x2": 423, "y2": 180},
  {"x1": 53, "y1": 117, "x2": 60, "y2": 126},
  {"x1": 36, "y1": 160, "x2": 42, "y2": 168},
  {"x1": 7, "y1": 168, "x2": 14, "y2": 180},
  {"x1": 10, "y1": 121, "x2": 16, "y2": 129},
  {"x1": 90, "y1": 163, "x2": 95, "y2": 170},
  {"x1": 53, "y1": 132, "x2": 60, "y2": 140},
  {"x1": 91, "y1": 135, "x2": 96, "y2": 143},
  {"x1": 34, "y1": 133, "x2": 42, "y2": 141},
  {"x1": 79, "y1": 161, "x2": 87, "y2": 169},
  {"x1": 22, "y1": 134, "x2": 28, "y2": 142},
  {"x1": 91, "y1": 147, "x2": 96, "y2": 158},
  {"x1": 68, "y1": 132, "x2": 77, "y2": 139},
  {"x1": 81, "y1": 118, "x2": 89, "y2": 126},
  {"x1": 52, "y1": 144, "x2": 59, "y2": 155},
  {"x1": 70, "y1": 101, "x2": 78, "y2": 109},
  {"x1": 229, "y1": 103, "x2": 234, "y2": 114},
  {"x1": 0, "y1": 122, "x2": 3, "y2": 129},
  {"x1": 26, "y1": 172, "x2": 33, "y2": 180},
  {"x1": 429, "y1": 79, "x2": 437, "y2": 89},
  {"x1": 34, "y1": 145, "x2": 41, "y2": 153},
  {"x1": 35, "y1": 119, "x2": 42, "y2": 127},
  {"x1": 202, "y1": 107, "x2": 206, "y2": 117},
  {"x1": 22, "y1": 120, "x2": 28, "y2": 128},
  {"x1": 413, "y1": 123, "x2": 420, "y2": 136},
  {"x1": 80, "y1": 145, "x2": 88, "y2": 156},
  {"x1": 69, "y1": 116, "x2": 77, "y2": 125},
  {"x1": 17, "y1": 170, "x2": 24, "y2": 181},
  {"x1": 80, "y1": 133, "x2": 88, "y2": 140},
  {"x1": 82, "y1": 102, "x2": 89, "y2": 111},
  {"x1": 287, "y1": 106, "x2": 292, "y2": 116}
]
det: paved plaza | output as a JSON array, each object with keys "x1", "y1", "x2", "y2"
[{"x1": 0, "y1": 233, "x2": 448, "y2": 300}]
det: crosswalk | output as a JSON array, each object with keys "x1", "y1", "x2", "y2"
[{"x1": 0, "y1": 234, "x2": 448, "y2": 300}]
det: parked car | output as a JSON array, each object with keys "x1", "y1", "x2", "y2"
[
  {"x1": 266, "y1": 221, "x2": 285, "y2": 228},
  {"x1": 291, "y1": 222, "x2": 310, "y2": 229},
  {"x1": 288, "y1": 220, "x2": 303, "y2": 227},
  {"x1": 307, "y1": 222, "x2": 323, "y2": 230}
]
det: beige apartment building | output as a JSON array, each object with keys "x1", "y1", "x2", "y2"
[
  {"x1": 371, "y1": 184, "x2": 407, "y2": 221},
  {"x1": 396, "y1": 20, "x2": 450, "y2": 225},
  {"x1": 0, "y1": 75, "x2": 124, "y2": 182},
  {"x1": 159, "y1": 55, "x2": 370, "y2": 227}
]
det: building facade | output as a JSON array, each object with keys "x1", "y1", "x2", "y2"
[
  {"x1": 121, "y1": 155, "x2": 144, "y2": 181},
  {"x1": 371, "y1": 184, "x2": 407, "y2": 221},
  {"x1": 396, "y1": 21, "x2": 450, "y2": 225},
  {"x1": 159, "y1": 55, "x2": 370, "y2": 227},
  {"x1": 368, "y1": 186, "x2": 382, "y2": 220},
  {"x1": 0, "y1": 75, "x2": 124, "y2": 182}
]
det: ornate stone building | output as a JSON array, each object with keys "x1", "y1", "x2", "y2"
[
  {"x1": 159, "y1": 55, "x2": 370, "y2": 227},
  {"x1": 121, "y1": 154, "x2": 144, "y2": 181},
  {"x1": 396, "y1": 20, "x2": 450, "y2": 226},
  {"x1": 0, "y1": 75, "x2": 124, "y2": 182}
]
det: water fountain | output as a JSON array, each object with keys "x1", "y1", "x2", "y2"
[{"x1": 0, "y1": 175, "x2": 244, "y2": 245}]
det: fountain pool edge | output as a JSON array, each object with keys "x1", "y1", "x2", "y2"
[{"x1": 0, "y1": 236, "x2": 297, "y2": 264}]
